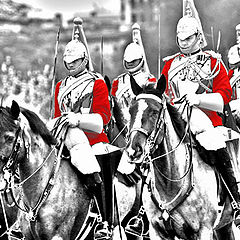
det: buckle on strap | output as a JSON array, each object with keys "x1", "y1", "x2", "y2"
[{"x1": 231, "y1": 201, "x2": 240, "y2": 210}]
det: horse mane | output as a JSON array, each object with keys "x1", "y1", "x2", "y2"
[
  {"x1": 20, "y1": 108, "x2": 57, "y2": 146},
  {"x1": 166, "y1": 103, "x2": 189, "y2": 142}
]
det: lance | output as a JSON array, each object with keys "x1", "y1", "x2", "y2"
[
  {"x1": 100, "y1": 36, "x2": 104, "y2": 75},
  {"x1": 211, "y1": 26, "x2": 215, "y2": 51},
  {"x1": 158, "y1": 12, "x2": 161, "y2": 79},
  {"x1": 132, "y1": 23, "x2": 150, "y2": 74},
  {"x1": 73, "y1": 17, "x2": 94, "y2": 71},
  {"x1": 50, "y1": 26, "x2": 61, "y2": 119},
  {"x1": 216, "y1": 30, "x2": 221, "y2": 53}
]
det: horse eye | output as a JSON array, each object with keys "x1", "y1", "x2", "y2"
[
  {"x1": 152, "y1": 110, "x2": 159, "y2": 117},
  {"x1": 4, "y1": 135, "x2": 14, "y2": 142}
]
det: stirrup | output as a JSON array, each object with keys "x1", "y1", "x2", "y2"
[
  {"x1": 94, "y1": 221, "x2": 112, "y2": 240},
  {"x1": 233, "y1": 209, "x2": 240, "y2": 229},
  {"x1": 125, "y1": 215, "x2": 144, "y2": 237}
]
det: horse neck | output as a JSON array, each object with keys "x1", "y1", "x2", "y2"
[
  {"x1": 19, "y1": 133, "x2": 55, "y2": 204},
  {"x1": 153, "y1": 109, "x2": 188, "y2": 198}
]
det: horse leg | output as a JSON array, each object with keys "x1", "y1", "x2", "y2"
[{"x1": 214, "y1": 223, "x2": 235, "y2": 240}]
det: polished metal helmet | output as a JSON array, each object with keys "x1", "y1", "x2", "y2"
[
  {"x1": 63, "y1": 40, "x2": 89, "y2": 76},
  {"x1": 177, "y1": 16, "x2": 200, "y2": 40},
  {"x1": 228, "y1": 45, "x2": 240, "y2": 65},
  {"x1": 236, "y1": 24, "x2": 240, "y2": 44},
  {"x1": 123, "y1": 42, "x2": 144, "y2": 73}
]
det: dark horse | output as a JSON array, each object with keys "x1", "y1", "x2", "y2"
[
  {"x1": 0, "y1": 100, "x2": 136, "y2": 240},
  {"x1": 0, "y1": 101, "x2": 96, "y2": 239},
  {"x1": 124, "y1": 75, "x2": 236, "y2": 240}
]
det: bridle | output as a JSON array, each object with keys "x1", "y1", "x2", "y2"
[
  {"x1": 129, "y1": 93, "x2": 166, "y2": 158},
  {"x1": 128, "y1": 93, "x2": 193, "y2": 181},
  {"x1": 0, "y1": 116, "x2": 58, "y2": 223}
]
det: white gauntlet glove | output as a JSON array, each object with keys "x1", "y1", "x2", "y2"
[
  {"x1": 185, "y1": 93, "x2": 201, "y2": 107},
  {"x1": 65, "y1": 112, "x2": 103, "y2": 133},
  {"x1": 66, "y1": 112, "x2": 81, "y2": 127}
]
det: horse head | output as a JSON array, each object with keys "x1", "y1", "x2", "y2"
[
  {"x1": 0, "y1": 100, "x2": 22, "y2": 165},
  {"x1": 0, "y1": 100, "x2": 56, "y2": 185},
  {"x1": 125, "y1": 74, "x2": 166, "y2": 163}
]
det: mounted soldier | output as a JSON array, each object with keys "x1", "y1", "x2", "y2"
[
  {"x1": 161, "y1": 0, "x2": 240, "y2": 228},
  {"x1": 110, "y1": 23, "x2": 157, "y2": 147},
  {"x1": 51, "y1": 17, "x2": 120, "y2": 239},
  {"x1": 228, "y1": 23, "x2": 240, "y2": 127},
  {"x1": 109, "y1": 23, "x2": 157, "y2": 237}
]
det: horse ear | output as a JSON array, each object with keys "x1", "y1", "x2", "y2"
[
  {"x1": 10, "y1": 100, "x2": 20, "y2": 120},
  {"x1": 130, "y1": 74, "x2": 143, "y2": 96},
  {"x1": 156, "y1": 74, "x2": 167, "y2": 97},
  {"x1": 104, "y1": 75, "x2": 111, "y2": 93}
]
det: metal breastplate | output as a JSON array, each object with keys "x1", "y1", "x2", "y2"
[
  {"x1": 58, "y1": 73, "x2": 95, "y2": 113},
  {"x1": 168, "y1": 53, "x2": 212, "y2": 98}
]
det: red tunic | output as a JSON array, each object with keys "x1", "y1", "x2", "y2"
[
  {"x1": 54, "y1": 77, "x2": 111, "y2": 146},
  {"x1": 162, "y1": 52, "x2": 232, "y2": 127}
]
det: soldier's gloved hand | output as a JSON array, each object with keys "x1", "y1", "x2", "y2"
[
  {"x1": 185, "y1": 93, "x2": 201, "y2": 107},
  {"x1": 66, "y1": 112, "x2": 81, "y2": 127},
  {"x1": 232, "y1": 109, "x2": 240, "y2": 125}
]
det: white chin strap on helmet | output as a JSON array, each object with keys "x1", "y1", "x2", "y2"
[{"x1": 64, "y1": 57, "x2": 88, "y2": 76}]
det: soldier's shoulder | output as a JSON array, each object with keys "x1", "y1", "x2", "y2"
[
  {"x1": 89, "y1": 71, "x2": 103, "y2": 80},
  {"x1": 204, "y1": 50, "x2": 222, "y2": 60},
  {"x1": 162, "y1": 52, "x2": 181, "y2": 62},
  {"x1": 114, "y1": 72, "x2": 127, "y2": 81}
]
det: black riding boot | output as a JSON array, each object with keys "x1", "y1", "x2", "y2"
[
  {"x1": 215, "y1": 148, "x2": 240, "y2": 228},
  {"x1": 94, "y1": 150, "x2": 121, "y2": 240},
  {"x1": 85, "y1": 172, "x2": 112, "y2": 240},
  {"x1": 125, "y1": 165, "x2": 149, "y2": 237}
]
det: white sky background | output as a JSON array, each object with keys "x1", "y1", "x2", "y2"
[{"x1": 14, "y1": 0, "x2": 120, "y2": 21}]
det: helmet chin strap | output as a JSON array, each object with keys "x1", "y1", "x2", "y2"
[
  {"x1": 176, "y1": 33, "x2": 201, "y2": 55},
  {"x1": 124, "y1": 57, "x2": 144, "y2": 73},
  {"x1": 65, "y1": 57, "x2": 89, "y2": 76}
]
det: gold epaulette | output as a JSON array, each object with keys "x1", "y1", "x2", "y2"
[{"x1": 162, "y1": 52, "x2": 181, "y2": 62}]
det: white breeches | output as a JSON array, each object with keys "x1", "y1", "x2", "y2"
[
  {"x1": 184, "y1": 107, "x2": 226, "y2": 150},
  {"x1": 65, "y1": 127, "x2": 101, "y2": 174}
]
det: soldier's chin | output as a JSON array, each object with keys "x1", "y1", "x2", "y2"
[{"x1": 180, "y1": 47, "x2": 191, "y2": 54}]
